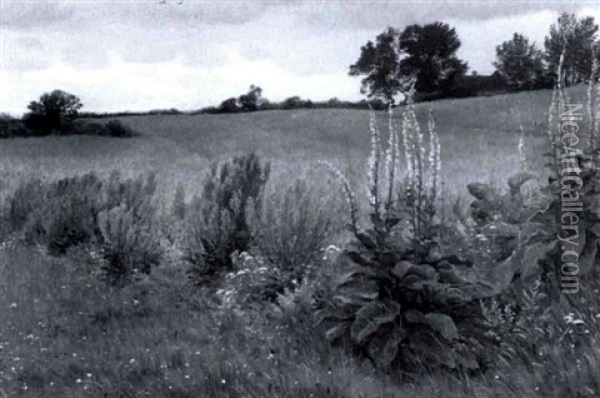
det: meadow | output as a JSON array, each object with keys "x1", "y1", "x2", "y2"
[{"x1": 1, "y1": 85, "x2": 599, "y2": 398}]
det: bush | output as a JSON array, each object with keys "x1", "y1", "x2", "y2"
[
  {"x1": 5, "y1": 172, "x2": 162, "y2": 284},
  {"x1": 247, "y1": 178, "x2": 343, "y2": 281},
  {"x1": 184, "y1": 152, "x2": 270, "y2": 284},
  {"x1": 0, "y1": 114, "x2": 32, "y2": 138},
  {"x1": 103, "y1": 120, "x2": 137, "y2": 137},
  {"x1": 15, "y1": 174, "x2": 104, "y2": 255}
]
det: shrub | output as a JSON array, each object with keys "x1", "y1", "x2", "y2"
[
  {"x1": 247, "y1": 178, "x2": 343, "y2": 282},
  {"x1": 5, "y1": 172, "x2": 163, "y2": 283},
  {"x1": 15, "y1": 174, "x2": 104, "y2": 255},
  {"x1": 0, "y1": 114, "x2": 32, "y2": 138},
  {"x1": 103, "y1": 120, "x2": 137, "y2": 137},
  {"x1": 184, "y1": 152, "x2": 270, "y2": 284},
  {"x1": 96, "y1": 173, "x2": 162, "y2": 284},
  {"x1": 318, "y1": 96, "x2": 497, "y2": 373}
]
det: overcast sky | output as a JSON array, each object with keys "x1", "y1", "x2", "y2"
[{"x1": 1, "y1": 0, "x2": 599, "y2": 115}]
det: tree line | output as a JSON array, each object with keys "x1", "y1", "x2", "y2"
[{"x1": 351, "y1": 12, "x2": 599, "y2": 103}]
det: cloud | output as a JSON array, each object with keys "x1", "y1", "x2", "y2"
[
  {"x1": 296, "y1": 0, "x2": 597, "y2": 30},
  {"x1": 0, "y1": 1, "x2": 76, "y2": 30}
]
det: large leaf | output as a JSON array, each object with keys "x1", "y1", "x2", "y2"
[
  {"x1": 424, "y1": 313, "x2": 459, "y2": 341},
  {"x1": 326, "y1": 322, "x2": 349, "y2": 342},
  {"x1": 391, "y1": 261, "x2": 414, "y2": 280},
  {"x1": 351, "y1": 301, "x2": 400, "y2": 344},
  {"x1": 368, "y1": 326, "x2": 407, "y2": 370}
]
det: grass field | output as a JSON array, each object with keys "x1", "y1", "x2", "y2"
[
  {"x1": 3, "y1": 86, "x2": 584, "y2": 206},
  {"x1": 1, "y1": 85, "x2": 598, "y2": 397}
]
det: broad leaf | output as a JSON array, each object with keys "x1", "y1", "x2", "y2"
[{"x1": 425, "y1": 313, "x2": 459, "y2": 341}]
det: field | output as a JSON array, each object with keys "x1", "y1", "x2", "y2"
[
  {"x1": 1, "y1": 87, "x2": 570, "y2": 205},
  {"x1": 1, "y1": 85, "x2": 599, "y2": 398}
]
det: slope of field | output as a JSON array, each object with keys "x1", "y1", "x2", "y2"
[{"x1": 0, "y1": 86, "x2": 590, "y2": 204}]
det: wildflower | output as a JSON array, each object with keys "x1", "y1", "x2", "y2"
[
  {"x1": 9, "y1": 302, "x2": 17, "y2": 309},
  {"x1": 130, "y1": 358, "x2": 136, "y2": 364},
  {"x1": 86, "y1": 373, "x2": 92, "y2": 378},
  {"x1": 221, "y1": 379, "x2": 226, "y2": 384},
  {"x1": 76, "y1": 379, "x2": 82, "y2": 384}
]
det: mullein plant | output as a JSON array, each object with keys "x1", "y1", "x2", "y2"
[
  {"x1": 472, "y1": 48, "x2": 600, "y2": 307},
  {"x1": 319, "y1": 84, "x2": 497, "y2": 373}
]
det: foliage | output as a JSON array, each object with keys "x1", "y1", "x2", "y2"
[
  {"x1": 468, "y1": 56, "x2": 600, "y2": 305},
  {"x1": 4, "y1": 172, "x2": 162, "y2": 283},
  {"x1": 238, "y1": 85, "x2": 264, "y2": 112},
  {"x1": 0, "y1": 113, "x2": 32, "y2": 138},
  {"x1": 23, "y1": 90, "x2": 83, "y2": 133},
  {"x1": 349, "y1": 27, "x2": 404, "y2": 103},
  {"x1": 544, "y1": 13, "x2": 599, "y2": 86},
  {"x1": 98, "y1": 173, "x2": 162, "y2": 284},
  {"x1": 398, "y1": 22, "x2": 468, "y2": 95},
  {"x1": 185, "y1": 152, "x2": 270, "y2": 284},
  {"x1": 320, "y1": 98, "x2": 496, "y2": 373},
  {"x1": 494, "y1": 33, "x2": 547, "y2": 90},
  {"x1": 247, "y1": 178, "x2": 343, "y2": 275},
  {"x1": 103, "y1": 120, "x2": 138, "y2": 137},
  {"x1": 350, "y1": 23, "x2": 468, "y2": 102}
]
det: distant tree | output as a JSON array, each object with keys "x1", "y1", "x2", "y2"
[
  {"x1": 238, "y1": 85, "x2": 264, "y2": 112},
  {"x1": 545, "y1": 13, "x2": 599, "y2": 85},
  {"x1": 350, "y1": 23, "x2": 468, "y2": 102},
  {"x1": 219, "y1": 97, "x2": 240, "y2": 113},
  {"x1": 281, "y1": 96, "x2": 306, "y2": 110},
  {"x1": 23, "y1": 90, "x2": 83, "y2": 132},
  {"x1": 494, "y1": 33, "x2": 546, "y2": 89},
  {"x1": 398, "y1": 22, "x2": 468, "y2": 95},
  {"x1": 349, "y1": 27, "x2": 403, "y2": 103}
]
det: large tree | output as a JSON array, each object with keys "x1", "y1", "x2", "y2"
[
  {"x1": 494, "y1": 33, "x2": 546, "y2": 89},
  {"x1": 349, "y1": 23, "x2": 468, "y2": 102},
  {"x1": 398, "y1": 22, "x2": 468, "y2": 95},
  {"x1": 545, "y1": 13, "x2": 599, "y2": 85},
  {"x1": 23, "y1": 90, "x2": 83, "y2": 132},
  {"x1": 349, "y1": 27, "x2": 403, "y2": 103}
]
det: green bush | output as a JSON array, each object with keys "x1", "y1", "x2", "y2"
[{"x1": 184, "y1": 152, "x2": 270, "y2": 284}]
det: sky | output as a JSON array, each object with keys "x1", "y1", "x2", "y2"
[{"x1": 1, "y1": 0, "x2": 599, "y2": 115}]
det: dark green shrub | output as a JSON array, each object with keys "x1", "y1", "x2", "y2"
[{"x1": 185, "y1": 152, "x2": 270, "y2": 284}]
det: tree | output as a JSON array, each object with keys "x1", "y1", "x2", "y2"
[
  {"x1": 238, "y1": 85, "x2": 264, "y2": 112},
  {"x1": 545, "y1": 13, "x2": 599, "y2": 85},
  {"x1": 219, "y1": 97, "x2": 240, "y2": 113},
  {"x1": 349, "y1": 27, "x2": 403, "y2": 103},
  {"x1": 349, "y1": 23, "x2": 468, "y2": 102},
  {"x1": 494, "y1": 33, "x2": 546, "y2": 89},
  {"x1": 398, "y1": 22, "x2": 468, "y2": 95},
  {"x1": 23, "y1": 90, "x2": 83, "y2": 132}
]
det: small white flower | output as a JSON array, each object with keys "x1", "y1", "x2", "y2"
[
  {"x1": 9, "y1": 302, "x2": 17, "y2": 309},
  {"x1": 76, "y1": 379, "x2": 82, "y2": 384}
]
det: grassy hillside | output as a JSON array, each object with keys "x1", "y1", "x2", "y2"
[
  {"x1": 1, "y1": 85, "x2": 599, "y2": 397},
  {"x1": 3, "y1": 86, "x2": 589, "y2": 207}
]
